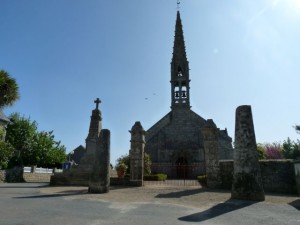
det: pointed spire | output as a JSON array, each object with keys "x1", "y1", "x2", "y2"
[
  {"x1": 170, "y1": 11, "x2": 191, "y2": 110},
  {"x1": 172, "y1": 10, "x2": 187, "y2": 63}
]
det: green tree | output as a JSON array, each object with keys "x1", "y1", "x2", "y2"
[
  {"x1": 0, "y1": 141, "x2": 14, "y2": 169},
  {"x1": 33, "y1": 131, "x2": 66, "y2": 167},
  {"x1": 282, "y1": 137, "x2": 300, "y2": 160},
  {"x1": 5, "y1": 113, "x2": 66, "y2": 167},
  {"x1": 0, "y1": 70, "x2": 20, "y2": 108},
  {"x1": 6, "y1": 113, "x2": 37, "y2": 166}
]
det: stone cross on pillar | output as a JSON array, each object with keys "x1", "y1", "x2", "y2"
[{"x1": 94, "y1": 98, "x2": 101, "y2": 110}]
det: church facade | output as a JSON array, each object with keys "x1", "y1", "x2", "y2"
[{"x1": 144, "y1": 11, "x2": 233, "y2": 179}]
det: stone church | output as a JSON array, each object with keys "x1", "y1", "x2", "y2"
[{"x1": 144, "y1": 11, "x2": 233, "y2": 178}]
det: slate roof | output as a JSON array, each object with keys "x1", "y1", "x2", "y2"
[
  {"x1": 0, "y1": 111, "x2": 10, "y2": 124},
  {"x1": 68, "y1": 145, "x2": 86, "y2": 164}
]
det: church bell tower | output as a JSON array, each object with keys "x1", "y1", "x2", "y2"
[{"x1": 171, "y1": 11, "x2": 191, "y2": 110}]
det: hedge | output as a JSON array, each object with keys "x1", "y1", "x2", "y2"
[{"x1": 144, "y1": 173, "x2": 167, "y2": 181}]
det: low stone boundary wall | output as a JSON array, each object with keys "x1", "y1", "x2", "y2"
[
  {"x1": 0, "y1": 170, "x2": 5, "y2": 182},
  {"x1": 0, "y1": 168, "x2": 53, "y2": 183},
  {"x1": 219, "y1": 159, "x2": 297, "y2": 194},
  {"x1": 23, "y1": 173, "x2": 52, "y2": 182}
]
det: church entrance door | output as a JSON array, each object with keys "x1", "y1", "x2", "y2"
[{"x1": 176, "y1": 157, "x2": 188, "y2": 179}]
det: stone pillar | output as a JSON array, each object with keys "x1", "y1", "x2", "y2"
[
  {"x1": 89, "y1": 129, "x2": 110, "y2": 193},
  {"x1": 129, "y1": 122, "x2": 145, "y2": 186},
  {"x1": 232, "y1": 105, "x2": 265, "y2": 201},
  {"x1": 201, "y1": 127, "x2": 221, "y2": 188}
]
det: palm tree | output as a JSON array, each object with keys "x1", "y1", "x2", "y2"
[
  {"x1": 296, "y1": 125, "x2": 300, "y2": 133},
  {"x1": 0, "y1": 70, "x2": 20, "y2": 108}
]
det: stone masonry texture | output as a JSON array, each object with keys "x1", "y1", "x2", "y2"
[
  {"x1": 219, "y1": 160, "x2": 297, "y2": 194},
  {"x1": 232, "y1": 105, "x2": 265, "y2": 201},
  {"x1": 130, "y1": 122, "x2": 145, "y2": 186},
  {"x1": 89, "y1": 129, "x2": 110, "y2": 193}
]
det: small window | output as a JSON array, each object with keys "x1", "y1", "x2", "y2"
[{"x1": 177, "y1": 66, "x2": 183, "y2": 76}]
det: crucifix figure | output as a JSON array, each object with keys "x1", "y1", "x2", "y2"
[{"x1": 94, "y1": 98, "x2": 101, "y2": 110}]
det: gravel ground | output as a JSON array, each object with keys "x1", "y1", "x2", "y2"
[{"x1": 40, "y1": 185, "x2": 300, "y2": 209}]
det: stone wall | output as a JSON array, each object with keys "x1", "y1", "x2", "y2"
[
  {"x1": 0, "y1": 169, "x2": 52, "y2": 183},
  {"x1": 219, "y1": 160, "x2": 297, "y2": 194},
  {"x1": 0, "y1": 170, "x2": 5, "y2": 182},
  {"x1": 23, "y1": 173, "x2": 52, "y2": 182}
]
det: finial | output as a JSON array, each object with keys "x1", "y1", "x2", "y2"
[
  {"x1": 177, "y1": 0, "x2": 180, "y2": 10},
  {"x1": 94, "y1": 98, "x2": 101, "y2": 110}
]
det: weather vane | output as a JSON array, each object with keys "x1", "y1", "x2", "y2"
[{"x1": 177, "y1": 0, "x2": 180, "y2": 10}]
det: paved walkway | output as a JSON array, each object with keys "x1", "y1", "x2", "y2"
[{"x1": 0, "y1": 183, "x2": 299, "y2": 225}]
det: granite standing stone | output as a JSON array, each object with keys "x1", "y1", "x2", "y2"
[
  {"x1": 89, "y1": 129, "x2": 110, "y2": 193},
  {"x1": 201, "y1": 127, "x2": 221, "y2": 188},
  {"x1": 231, "y1": 105, "x2": 265, "y2": 201},
  {"x1": 129, "y1": 122, "x2": 145, "y2": 186}
]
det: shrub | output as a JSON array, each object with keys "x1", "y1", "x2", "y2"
[
  {"x1": 115, "y1": 152, "x2": 152, "y2": 175},
  {"x1": 282, "y1": 138, "x2": 300, "y2": 160},
  {"x1": 257, "y1": 144, "x2": 266, "y2": 159},
  {"x1": 264, "y1": 143, "x2": 283, "y2": 159},
  {"x1": 197, "y1": 175, "x2": 207, "y2": 186},
  {"x1": 115, "y1": 162, "x2": 128, "y2": 172},
  {"x1": 144, "y1": 173, "x2": 167, "y2": 181}
]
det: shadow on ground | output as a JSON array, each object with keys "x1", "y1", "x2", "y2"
[
  {"x1": 13, "y1": 189, "x2": 87, "y2": 199},
  {"x1": 289, "y1": 199, "x2": 300, "y2": 210},
  {"x1": 178, "y1": 199, "x2": 256, "y2": 222},
  {"x1": 0, "y1": 183, "x2": 49, "y2": 189},
  {"x1": 14, "y1": 185, "x2": 135, "y2": 199},
  {"x1": 155, "y1": 188, "x2": 229, "y2": 199}
]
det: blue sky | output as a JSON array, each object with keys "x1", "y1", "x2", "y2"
[{"x1": 1, "y1": 0, "x2": 300, "y2": 165}]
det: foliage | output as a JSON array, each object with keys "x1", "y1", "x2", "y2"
[
  {"x1": 295, "y1": 125, "x2": 300, "y2": 133},
  {"x1": 197, "y1": 175, "x2": 207, "y2": 186},
  {"x1": 115, "y1": 154, "x2": 130, "y2": 173},
  {"x1": 144, "y1": 173, "x2": 167, "y2": 181},
  {"x1": 257, "y1": 144, "x2": 266, "y2": 160},
  {"x1": 115, "y1": 152, "x2": 152, "y2": 175},
  {"x1": 0, "y1": 141, "x2": 14, "y2": 169},
  {"x1": 5, "y1": 113, "x2": 66, "y2": 167},
  {"x1": 0, "y1": 126, "x2": 5, "y2": 141},
  {"x1": 264, "y1": 143, "x2": 283, "y2": 159},
  {"x1": 0, "y1": 70, "x2": 20, "y2": 108},
  {"x1": 282, "y1": 138, "x2": 300, "y2": 160},
  {"x1": 144, "y1": 153, "x2": 152, "y2": 175},
  {"x1": 115, "y1": 162, "x2": 128, "y2": 172}
]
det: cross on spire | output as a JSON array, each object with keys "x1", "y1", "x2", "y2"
[
  {"x1": 94, "y1": 98, "x2": 101, "y2": 110},
  {"x1": 177, "y1": 0, "x2": 180, "y2": 10}
]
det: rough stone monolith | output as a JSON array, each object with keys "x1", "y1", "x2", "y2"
[
  {"x1": 201, "y1": 126, "x2": 221, "y2": 188},
  {"x1": 231, "y1": 105, "x2": 265, "y2": 201},
  {"x1": 88, "y1": 129, "x2": 110, "y2": 193}
]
